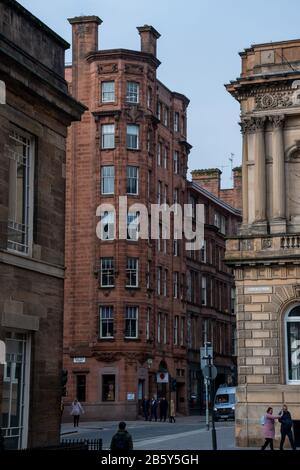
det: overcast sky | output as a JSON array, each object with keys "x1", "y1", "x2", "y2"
[{"x1": 19, "y1": 0, "x2": 300, "y2": 187}]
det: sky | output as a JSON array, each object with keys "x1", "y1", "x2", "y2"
[{"x1": 19, "y1": 0, "x2": 300, "y2": 187}]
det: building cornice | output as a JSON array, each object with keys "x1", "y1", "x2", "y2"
[
  {"x1": 0, "y1": 250, "x2": 65, "y2": 279},
  {"x1": 86, "y1": 48, "x2": 161, "y2": 69}
]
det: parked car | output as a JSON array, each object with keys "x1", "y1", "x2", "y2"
[{"x1": 213, "y1": 386, "x2": 236, "y2": 421}]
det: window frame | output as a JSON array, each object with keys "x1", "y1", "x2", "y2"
[
  {"x1": 125, "y1": 306, "x2": 138, "y2": 339},
  {"x1": 126, "y1": 81, "x2": 139, "y2": 104},
  {"x1": 101, "y1": 124, "x2": 115, "y2": 149},
  {"x1": 126, "y1": 124, "x2": 139, "y2": 150},
  {"x1": 100, "y1": 257, "x2": 115, "y2": 287},
  {"x1": 99, "y1": 306, "x2": 114, "y2": 339},
  {"x1": 126, "y1": 166, "x2": 139, "y2": 195},
  {"x1": 285, "y1": 304, "x2": 300, "y2": 384},
  {"x1": 126, "y1": 257, "x2": 139, "y2": 288},
  {"x1": 101, "y1": 81, "x2": 115, "y2": 103},
  {"x1": 101, "y1": 165, "x2": 115, "y2": 195}
]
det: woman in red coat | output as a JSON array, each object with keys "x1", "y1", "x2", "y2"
[{"x1": 261, "y1": 407, "x2": 280, "y2": 450}]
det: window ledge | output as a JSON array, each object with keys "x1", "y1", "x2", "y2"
[
  {"x1": 124, "y1": 337, "x2": 140, "y2": 341},
  {"x1": 99, "y1": 337, "x2": 115, "y2": 341}
]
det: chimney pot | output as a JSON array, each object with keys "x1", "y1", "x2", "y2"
[{"x1": 137, "y1": 25, "x2": 161, "y2": 57}]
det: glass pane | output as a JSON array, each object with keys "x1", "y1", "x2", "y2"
[
  {"x1": 288, "y1": 306, "x2": 300, "y2": 317},
  {"x1": 287, "y1": 321, "x2": 300, "y2": 381}
]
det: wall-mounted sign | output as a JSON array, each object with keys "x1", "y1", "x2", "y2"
[
  {"x1": 73, "y1": 357, "x2": 86, "y2": 364},
  {"x1": 127, "y1": 393, "x2": 135, "y2": 401},
  {"x1": 244, "y1": 286, "x2": 272, "y2": 294},
  {"x1": 156, "y1": 372, "x2": 169, "y2": 383}
]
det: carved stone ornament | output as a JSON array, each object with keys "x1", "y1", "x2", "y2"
[
  {"x1": 262, "y1": 238, "x2": 272, "y2": 249},
  {"x1": 124, "y1": 105, "x2": 144, "y2": 123},
  {"x1": 255, "y1": 91, "x2": 293, "y2": 110},
  {"x1": 293, "y1": 284, "x2": 300, "y2": 298},
  {"x1": 239, "y1": 117, "x2": 266, "y2": 134},
  {"x1": 93, "y1": 351, "x2": 121, "y2": 362},
  {"x1": 269, "y1": 115, "x2": 285, "y2": 128},
  {"x1": 97, "y1": 63, "x2": 118, "y2": 74},
  {"x1": 125, "y1": 63, "x2": 144, "y2": 75}
]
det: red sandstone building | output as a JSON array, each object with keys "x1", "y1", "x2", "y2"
[
  {"x1": 64, "y1": 17, "x2": 190, "y2": 419},
  {"x1": 64, "y1": 16, "x2": 242, "y2": 420}
]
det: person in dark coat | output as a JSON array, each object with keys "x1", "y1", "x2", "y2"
[
  {"x1": 279, "y1": 404, "x2": 296, "y2": 450},
  {"x1": 150, "y1": 397, "x2": 158, "y2": 422},
  {"x1": 159, "y1": 397, "x2": 168, "y2": 422},
  {"x1": 110, "y1": 422, "x2": 133, "y2": 451},
  {"x1": 142, "y1": 397, "x2": 150, "y2": 421}
]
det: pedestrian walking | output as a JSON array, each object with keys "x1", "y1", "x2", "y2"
[
  {"x1": 150, "y1": 397, "x2": 158, "y2": 422},
  {"x1": 159, "y1": 397, "x2": 168, "y2": 422},
  {"x1": 110, "y1": 422, "x2": 133, "y2": 451},
  {"x1": 70, "y1": 398, "x2": 84, "y2": 427},
  {"x1": 279, "y1": 404, "x2": 296, "y2": 450},
  {"x1": 261, "y1": 406, "x2": 280, "y2": 450},
  {"x1": 142, "y1": 396, "x2": 150, "y2": 421},
  {"x1": 169, "y1": 399, "x2": 176, "y2": 423}
]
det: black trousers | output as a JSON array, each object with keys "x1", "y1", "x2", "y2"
[
  {"x1": 160, "y1": 411, "x2": 167, "y2": 422},
  {"x1": 261, "y1": 438, "x2": 274, "y2": 450},
  {"x1": 73, "y1": 415, "x2": 80, "y2": 427},
  {"x1": 280, "y1": 430, "x2": 296, "y2": 450}
]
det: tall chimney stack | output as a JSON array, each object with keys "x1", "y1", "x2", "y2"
[{"x1": 137, "y1": 25, "x2": 160, "y2": 57}]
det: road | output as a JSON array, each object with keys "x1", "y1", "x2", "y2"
[{"x1": 61, "y1": 416, "x2": 235, "y2": 450}]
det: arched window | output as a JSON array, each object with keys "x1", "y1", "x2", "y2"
[{"x1": 285, "y1": 305, "x2": 300, "y2": 383}]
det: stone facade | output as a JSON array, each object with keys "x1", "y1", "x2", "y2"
[
  {"x1": 0, "y1": 0, "x2": 84, "y2": 449},
  {"x1": 226, "y1": 39, "x2": 300, "y2": 447}
]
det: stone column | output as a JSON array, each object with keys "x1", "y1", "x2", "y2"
[
  {"x1": 270, "y1": 115, "x2": 286, "y2": 233},
  {"x1": 239, "y1": 120, "x2": 249, "y2": 226},
  {"x1": 253, "y1": 117, "x2": 267, "y2": 228}
]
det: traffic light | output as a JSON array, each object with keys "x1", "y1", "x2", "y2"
[
  {"x1": 61, "y1": 369, "x2": 68, "y2": 397},
  {"x1": 171, "y1": 378, "x2": 177, "y2": 392}
]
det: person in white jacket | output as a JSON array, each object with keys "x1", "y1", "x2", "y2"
[{"x1": 70, "y1": 398, "x2": 84, "y2": 427}]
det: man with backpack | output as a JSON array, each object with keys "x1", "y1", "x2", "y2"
[{"x1": 110, "y1": 422, "x2": 133, "y2": 451}]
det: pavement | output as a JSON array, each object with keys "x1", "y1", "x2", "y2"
[{"x1": 60, "y1": 415, "x2": 242, "y2": 450}]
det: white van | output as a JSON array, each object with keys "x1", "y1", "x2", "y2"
[{"x1": 213, "y1": 386, "x2": 236, "y2": 421}]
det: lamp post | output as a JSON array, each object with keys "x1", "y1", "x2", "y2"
[{"x1": 207, "y1": 355, "x2": 217, "y2": 451}]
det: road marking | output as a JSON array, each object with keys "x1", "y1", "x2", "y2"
[{"x1": 134, "y1": 426, "x2": 232, "y2": 448}]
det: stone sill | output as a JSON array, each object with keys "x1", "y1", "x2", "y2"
[{"x1": 0, "y1": 249, "x2": 64, "y2": 278}]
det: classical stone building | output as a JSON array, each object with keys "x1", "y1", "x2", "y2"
[
  {"x1": 64, "y1": 17, "x2": 191, "y2": 420},
  {"x1": 187, "y1": 174, "x2": 241, "y2": 414},
  {"x1": 0, "y1": 0, "x2": 84, "y2": 448},
  {"x1": 226, "y1": 39, "x2": 300, "y2": 447}
]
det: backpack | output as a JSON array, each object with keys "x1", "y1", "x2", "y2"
[
  {"x1": 113, "y1": 432, "x2": 129, "y2": 450},
  {"x1": 260, "y1": 415, "x2": 265, "y2": 425}
]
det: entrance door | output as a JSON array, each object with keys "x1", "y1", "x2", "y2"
[{"x1": 1, "y1": 332, "x2": 30, "y2": 449}]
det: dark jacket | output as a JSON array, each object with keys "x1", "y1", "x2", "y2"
[
  {"x1": 279, "y1": 411, "x2": 293, "y2": 432},
  {"x1": 110, "y1": 430, "x2": 133, "y2": 451}
]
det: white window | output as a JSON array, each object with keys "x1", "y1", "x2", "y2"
[
  {"x1": 7, "y1": 128, "x2": 34, "y2": 255},
  {"x1": 102, "y1": 124, "x2": 115, "y2": 149},
  {"x1": 126, "y1": 257, "x2": 138, "y2": 287},
  {"x1": 174, "y1": 112, "x2": 180, "y2": 132},
  {"x1": 202, "y1": 276, "x2": 207, "y2": 306},
  {"x1": 231, "y1": 287, "x2": 236, "y2": 314},
  {"x1": 163, "y1": 106, "x2": 169, "y2": 126},
  {"x1": 157, "y1": 102, "x2": 162, "y2": 120},
  {"x1": 157, "y1": 223, "x2": 162, "y2": 252},
  {"x1": 157, "y1": 267, "x2": 162, "y2": 295},
  {"x1": 100, "y1": 258, "x2": 114, "y2": 287},
  {"x1": 163, "y1": 147, "x2": 168, "y2": 169},
  {"x1": 157, "y1": 312, "x2": 161, "y2": 343},
  {"x1": 101, "y1": 81, "x2": 115, "y2": 102},
  {"x1": 146, "y1": 308, "x2": 151, "y2": 340},
  {"x1": 157, "y1": 181, "x2": 161, "y2": 204},
  {"x1": 127, "y1": 212, "x2": 139, "y2": 241},
  {"x1": 214, "y1": 212, "x2": 221, "y2": 230},
  {"x1": 174, "y1": 151, "x2": 179, "y2": 174},
  {"x1": 174, "y1": 316, "x2": 179, "y2": 345},
  {"x1": 180, "y1": 317, "x2": 184, "y2": 346},
  {"x1": 100, "y1": 211, "x2": 115, "y2": 240},
  {"x1": 100, "y1": 306, "x2": 114, "y2": 338},
  {"x1": 220, "y1": 215, "x2": 226, "y2": 235},
  {"x1": 173, "y1": 272, "x2": 179, "y2": 299},
  {"x1": 285, "y1": 305, "x2": 300, "y2": 383},
  {"x1": 163, "y1": 269, "x2": 168, "y2": 296},
  {"x1": 147, "y1": 171, "x2": 151, "y2": 200},
  {"x1": 173, "y1": 239, "x2": 179, "y2": 256},
  {"x1": 164, "y1": 185, "x2": 168, "y2": 204},
  {"x1": 201, "y1": 240, "x2": 207, "y2": 263},
  {"x1": 163, "y1": 314, "x2": 167, "y2": 344},
  {"x1": 157, "y1": 142, "x2": 161, "y2": 166},
  {"x1": 146, "y1": 261, "x2": 151, "y2": 289},
  {"x1": 101, "y1": 166, "x2": 114, "y2": 194},
  {"x1": 125, "y1": 306, "x2": 138, "y2": 338},
  {"x1": 126, "y1": 166, "x2": 138, "y2": 195},
  {"x1": 147, "y1": 87, "x2": 152, "y2": 108},
  {"x1": 162, "y1": 224, "x2": 167, "y2": 254},
  {"x1": 126, "y1": 124, "x2": 139, "y2": 149},
  {"x1": 126, "y1": 81, "x2": 139, "y2": 103}
]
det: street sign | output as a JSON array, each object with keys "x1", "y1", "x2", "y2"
[
  {"x1": 156, "y1": 372, "x2": 169, "y2": 383},
  {"x1": 202, "y1": 365, "x2": 217, "y2": 380},
  {"x1": 200, "y1": 346, "x2": 213, "y2": 370}
]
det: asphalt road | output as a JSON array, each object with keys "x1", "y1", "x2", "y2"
[{"x1": 61, "y1": 417, "x2": 235, "y2": 450}]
